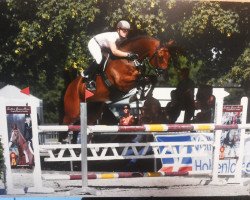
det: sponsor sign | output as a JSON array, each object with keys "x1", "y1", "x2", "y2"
[
  {"x1": 156, "y1": 132, "x2": 250, "y2": 175},
  {"x1": 220, "y1": 105, "x2": 242, "y2": 159},
  {"x1": 7, "y1": 105, "x2": 34, "y2": 168},
  {"x1": 156, "y1": 133, "x2": 213, "y2": 173}
]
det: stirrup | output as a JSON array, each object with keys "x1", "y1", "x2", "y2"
[{"x1": 86, "y1": 80, "x2": 96, "y2": 91}]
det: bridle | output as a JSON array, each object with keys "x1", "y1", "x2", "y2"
[
  {"x1": 129, "y1": 44, "x2": 170, "y2": 102},
  {"x1": 135, "y1": 44, "x2": 169, "y2": 77}
]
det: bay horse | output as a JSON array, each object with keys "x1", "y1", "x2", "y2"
[
  {"x1": 62, "y1": 36, "x2": 173, "y2": 143},
  {"x1": 9, "y1": 124, "x2": 34, "y2": 166}
]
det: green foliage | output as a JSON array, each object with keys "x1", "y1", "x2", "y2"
[
  {"x1": 34, "y1": 71, "x2": 66, "y2": 122},
  {"x1": 0, "y1": 0, "x2": 249, "y2": 123},
  {"x1": 218, "y1": 43, "x2": 250, "y2": 88},
  {"x1": 176, "y1": 2, "x2": 249, "y2": 87},
  {"x1": 107, "y1": 0, "x2": 173, "y2": 36},
  {"x1": 1, "y1": 0, "x2": 101, "y2": 123},
  {"x1": 179, "y1": 2, "x2": 239, "y2": 37},
  {"x1": 166, "y1": 55, "x2": 202, "y2": 87},
  {"x1": 231, "y1": 46, "x2": 250, "y2": 83},
  {"x1": 10, "y1": 0, "x2": 100, "y2": 71}
]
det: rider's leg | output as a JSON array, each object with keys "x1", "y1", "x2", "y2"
[
  {"x1": 88, "y1": 38, "x2": 103, "y2": 64},
  {"x1": 82, "y1": 38, "x2": 102, "y2": 90},
  {"x1": 82, "y1": 61, "x2": 99, "y2": 91}
]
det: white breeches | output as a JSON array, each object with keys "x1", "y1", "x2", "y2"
[{"x1": 88, "y1": 38, "x2": 103, "y2": 64}]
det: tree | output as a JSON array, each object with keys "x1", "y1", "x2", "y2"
[
  {"x1": 0, "y1": 0, "x2": 101, "y2": 122},
  {"x1": 178, "y1": 2, "x2": 249, "y2": 88}
]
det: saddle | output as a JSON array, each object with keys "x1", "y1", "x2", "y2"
[{"x1": 82, "y1": 53, "x2": 127, "y2": 99}]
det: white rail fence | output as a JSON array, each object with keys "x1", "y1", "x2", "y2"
[{"x1": 1, "y1": 96, "x2": 250, "y2": 195}]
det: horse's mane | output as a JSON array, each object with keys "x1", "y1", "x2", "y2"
[{"x1": 118, "y1": 35, "x2": 158, "y2": 48}]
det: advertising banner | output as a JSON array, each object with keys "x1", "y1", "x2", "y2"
[
  {"x1": 220, "y1": 105, "x2": 242, "y2": 159},
  {"x1": 156, "y1": 133, "x2": 250, "y2": 175},
  {"x1": 7, "y1": 105, "x2": 34, "y2": 168},
  {"x1": 156, "y1": 133, "x2": 213, "y2": 173}
]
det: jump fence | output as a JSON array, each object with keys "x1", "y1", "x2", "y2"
[
  {"x1": 39, "y1": 96, "x2": 250, "y2": 194},
  {"x1": 1, "y1": 96, "x2": 250, "y2": 195}
]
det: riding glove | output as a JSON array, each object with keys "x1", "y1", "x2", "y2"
[{"x1": 127, "y1": 53, "x2": 139, "y2": 61}]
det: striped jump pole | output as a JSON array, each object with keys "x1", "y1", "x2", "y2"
[
  {"x1": 88, "y1": 123, "x2": 250, "y2": 133},
  {"x1": 38, "y1": 124, "x2": 250, "y2": 133},
  {"x1": 38, "y1": 125, "x2": 80, "y2": 132},
  {"x1": 42, "y1": 171, "x2": 189, "y2": 180}
]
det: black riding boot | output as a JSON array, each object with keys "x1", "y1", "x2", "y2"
[{"x1": 82, "y1": 61, "x2": 99, "y2": 91}]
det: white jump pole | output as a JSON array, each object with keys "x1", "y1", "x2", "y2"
[
  {"x1": 235, "y1": 97, "x2": 248, "y2": 183},
  {"x1": 209, "y1": 88, "x2": 230, "y2": 185},
  {"x1": 211, "y1": 95, "x2": 224, "y2": 185},
  {"x1": 27, "y1": 101, "x2": 54, "y2": 193},
  {"x1": 71, "y1": 103, "x2": 96, "y2": 195},
  {"x1": 81, "y1": 103, "x2": 88, "y2": 189}
]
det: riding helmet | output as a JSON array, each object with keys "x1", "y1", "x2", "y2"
[{"x1": 117, "y1": 20, "x2": 131, "y2": 30}]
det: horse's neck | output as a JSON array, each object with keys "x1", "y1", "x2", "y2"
[
  {"x1": 16, "y1": 129, "x2": 25, "y2": 144},
  {"x1": 121, "y1": 38, "x2": 159, "y2": 57}
]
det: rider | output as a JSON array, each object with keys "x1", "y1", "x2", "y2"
[{"x1": 82, "y1": 20, "x2": 139, "y2": 91}]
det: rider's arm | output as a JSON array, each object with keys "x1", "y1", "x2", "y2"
[{"x1": 109, "y1": 42, "x2": 129, "y2": 58}]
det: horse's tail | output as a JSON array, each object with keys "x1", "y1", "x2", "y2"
[{"x1": 63, "y1": 76, "x2": 85, "y2": 125}]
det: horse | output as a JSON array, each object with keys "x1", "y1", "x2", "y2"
[
  {"x1": 9, "y1": 124, "x2": 34, "y2": 166},
  {"x1": 62, "y1": 36, "x2": 173, "y2": 143}
]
